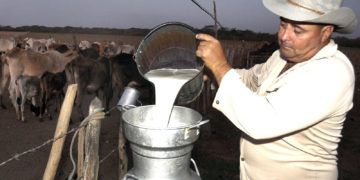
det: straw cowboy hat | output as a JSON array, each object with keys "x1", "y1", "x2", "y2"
[{"x1": 263, "y1": 0, "x2": 358, "y2": 33}]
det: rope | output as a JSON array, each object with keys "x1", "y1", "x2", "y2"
[{"x1": 68, "y1": 107, "x2": 105, "y2": 180}]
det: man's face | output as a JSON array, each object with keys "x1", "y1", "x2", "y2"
[{"x1": 277, "y1": 17, "x2": 332, "y2": 63}]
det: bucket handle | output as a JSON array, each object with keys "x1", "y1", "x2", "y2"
[
  {"x1": 191, "y1": 158, "x2": 201, "y2": 176},
  {"x1": 184, "y1": 120, "x2": 210, "y2": 139},
  {"x1": 187, "y1": 119, "x2": 210, "y2": 129},
  {"x1": 123, "y1": 173, "x2": 139, "y2": 180}
]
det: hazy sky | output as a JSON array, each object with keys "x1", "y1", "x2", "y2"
[{"x1": 0, "y1": 0, "x2": 359, "y2": 38}]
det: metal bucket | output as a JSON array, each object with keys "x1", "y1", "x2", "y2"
[
  {"x1": 122, "y1": 105, "x2": 207, "y2": 180},
  {"x1": 135, "y1": 22, "x2": 204, "y2": 105}
]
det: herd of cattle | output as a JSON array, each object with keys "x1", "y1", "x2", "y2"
[{"x1": 0, "y1": 36, "x2": 152, "y2": 122}]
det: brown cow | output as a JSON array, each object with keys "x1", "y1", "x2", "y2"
[
  {"x1": 0, "y1": 38, "x2": 17, "y2": 108},
  {"x1": 2, "y1": 47, "x2": 78, "y2": 121}
]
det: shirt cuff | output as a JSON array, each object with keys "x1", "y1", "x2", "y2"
[{"x1": 212, "y1": 69, "x2": 241, "y2": 108}]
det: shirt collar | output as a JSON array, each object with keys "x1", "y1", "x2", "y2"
[{"x1": 309, "y1": 39, "x2": 338, "y2": 61}]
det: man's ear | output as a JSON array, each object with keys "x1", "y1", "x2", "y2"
[{"x1": 321, "y1": 25, "x2": 334, "y2": 42}]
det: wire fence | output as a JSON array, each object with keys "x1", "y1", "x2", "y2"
[{"x1": 0, "y1": 104, "x2": 120, "y2": 168}]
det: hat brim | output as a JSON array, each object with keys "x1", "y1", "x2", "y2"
[{"x1": 263, "y1": 0, "x2": 358, "y2": 33}]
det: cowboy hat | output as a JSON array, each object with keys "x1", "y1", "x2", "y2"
[{"x1": 263, "y1": 0, "x2": 358, "y2": 33}]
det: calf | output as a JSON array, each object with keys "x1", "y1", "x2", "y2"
[
  {"x1": 40, "y1": 71, "x2": 66, "y2": 120},
  {"x1": 16, "y1": 75, "x2": 43, "y2": 122}
]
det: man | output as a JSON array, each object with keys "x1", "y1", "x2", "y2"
[{"x1": 196, "y1": 0, "x2": 357, "y2": 179}]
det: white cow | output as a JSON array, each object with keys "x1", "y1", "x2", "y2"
[
  {"x1": 103, "y1": 42, "x2": 135, "y2": 57},
  {"x1": 78, "y1": 40, "x2": 91, "y2": 50},
  {"x1": 24, "y1": 37, "x2": 56, "y2": 53}
]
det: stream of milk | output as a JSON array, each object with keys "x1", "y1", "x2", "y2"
[{"x1": 144, "y1": 68, "x2": 200, "y2": 128}]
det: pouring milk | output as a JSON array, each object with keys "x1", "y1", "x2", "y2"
[{"x1": 144, "y1": 68, "x2": 200, "y2": 128}]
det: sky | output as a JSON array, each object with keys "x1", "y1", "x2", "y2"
[{"x1": 0, "y1": 0, "x2": 359, "y2": 39}]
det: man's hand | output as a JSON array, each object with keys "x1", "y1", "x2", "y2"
[{"x1": 195, "y1": 33, "x2": 231, "y2": 84}]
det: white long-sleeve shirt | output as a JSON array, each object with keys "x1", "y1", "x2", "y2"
[{"x1": 213, "y1": 40, "x2": 354, "y2": 179}]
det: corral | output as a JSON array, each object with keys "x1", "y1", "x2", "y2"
[{"x1": 0, "y1": 31, "x2": 359, "y2": 180}]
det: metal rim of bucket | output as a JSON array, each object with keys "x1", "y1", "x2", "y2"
[
  {"x1": 134, "y1": 21, "x2": 204, "y2": 75},
  {"x1": 139, "y1": 22, "x2": 197, "y2": 44},
  {"x1": 122, "y1": 105, "x2": 203, "y2": 130}
]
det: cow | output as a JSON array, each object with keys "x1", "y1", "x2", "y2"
[
  {"x1": 0, "y1": 38, "x2": 16, "y2": 53},
  {"x1": 0, "y1": 59, "x2": 10, "y2": 109},
  {"x1": 65, "y1": 55, "x2": 112, "y2": 121},
  {"x1": 48, "y1": 43, "x2": 70, "y2": 53},
  {"x1": 2, "y1": 47, "x2": 78, "y2": 121},
  {"x1": 15, "y1": 75, "x2": 43, "y2": 122},
  {"x1": 40, "y1": 71, "x2": 67, "y2": 120},
  {"x1": 103, "y1": 42, "x2": 135, "y2": 58},
  {"x1": 30, "y1": 41, "x2": 48, "y2": 53},
  {"x1": 24, "y1": 37, "x2": 56, "y2": 52},
  {"x1": 0, "y1": 38, "x2": 17, "y2": 108},
  {"x1": 110, "y1": 53, "x2": 153, "y2": 104},
  {"x1": 78, "y1": 40, "x2": 91, "y2": 50},
  {"x1": 79, "y1": 47, "x2": 100, "y2": 59},
  {"x1": 72, "y1": 39, "x2": 101, "y2": 59}
]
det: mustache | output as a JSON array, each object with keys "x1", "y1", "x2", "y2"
[{"x1": 280, "y1": 42, "x2": 293, "y2": 49}]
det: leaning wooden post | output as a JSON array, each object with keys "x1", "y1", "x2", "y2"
[
  {"x1": 43, "y1": 84, "x2": 78, "y2": 180},
  {"x1": 83, "y1": 97, "x2": 103, "y2": 180}
]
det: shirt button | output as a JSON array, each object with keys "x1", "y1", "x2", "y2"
[
  {"x1": 240, "y1": 157, "x2": 245, "y2": 161},
  {"x1": 215, "y1": 100, "x2": 219, "y2": 104}
]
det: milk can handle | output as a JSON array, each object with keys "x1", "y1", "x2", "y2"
[
  {"x1": 191, "y1": 158, "x2": 201, "y2": 176},
  {"x1": 123, "y1": 173, "x2": 139, "y2": 180}
]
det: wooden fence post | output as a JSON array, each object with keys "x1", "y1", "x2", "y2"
[
  {"x1": 83, "y1": 97, "x2": 103, "y2": 180},
  {"x1": 77, "y1": 124, "x2": 85, "y2": 177},
  {"x1": 118, "y1": 118, "x2": 128, "y2": 179},
  {"x1": 43, "y1": 84, "x2": 78, "y2": 180}
]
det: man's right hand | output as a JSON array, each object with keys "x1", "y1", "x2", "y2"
[{"x1": 195, "y1": 33, "x2": 231, "y2": 84}]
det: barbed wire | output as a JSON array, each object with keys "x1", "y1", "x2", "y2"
[
  {"x1": 0, "y1": 104, "x2": 119, "y2": 168},
  {"x1": 99, "y1": 147, "x2": 118, "y2": 164}
]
